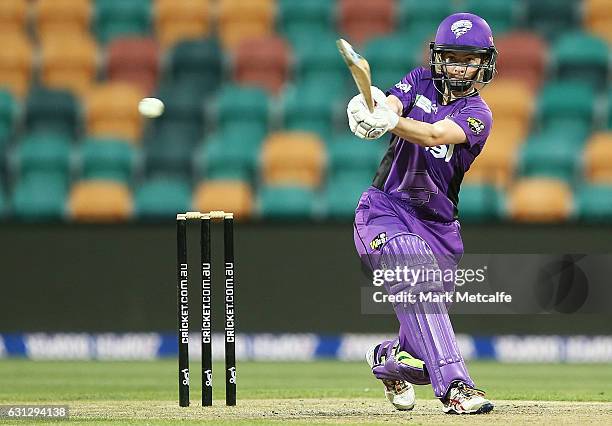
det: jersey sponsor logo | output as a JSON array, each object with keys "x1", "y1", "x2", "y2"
[
  {"x1": 415, "y1": 95, "x2": 434, "y2": 113},
  {"x1": 425, "y1": 144, "x2": 455, "y2": 162},
  {"x1": 451, "y1": 20, "x2": 473, "y2": 38},
  {"x1": 397, "y1": 171, "x2": 439, "y2": 205},
  {"x1": 467, "y1": 117, "x2": 485, "y2": 135},
  {"x1": 394, "y1": 82, "x2": 412, "y2": 93},
  {"x1": 369, "y1": 232, "x2": 387, "y2": 251}
]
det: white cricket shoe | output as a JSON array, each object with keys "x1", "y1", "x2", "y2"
[
  {"x1": 442, "y1": 381, "x2": 494, "y2": 414},
  {"x1": 366, "y1": 344, "x2": 416, "y2": 411}
]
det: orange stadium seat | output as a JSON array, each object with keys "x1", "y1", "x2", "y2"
[
  {"x1": 233, "y1": 36, "x2": 291, "y2": 95},
  {"x1": 481, "y1": 79, "x2": 534, "y2": 139},
  {"x1": 155, "y1": 0, "x2": 212, "y2": 49},
  {"x1": 106, "y1": 37, "x2": 159, "y2": 94},
  {"x1": 218, "y1": 0, "x2": 275, "y2": 51},
  {"x1": 495, "y1": 32, "x2": 547, "y2": 92},
  {"x1": 192, "y1": 180, "x2": 254, "y2": 220},
  {"x1": 261, "y1": 131, "x2": 326, "y2": 188},
  {"x1": 86, "y1": 83, "x2": 145, "y2": 142},
  {"x1": 339, "y1": 0, "x2": 396, "y2": 47},
  {"x1": 40, "y1": 35, "x2": 97, "y2": 97},
  {"x1": 0, "y1": 32, "x2": 33, "y2": 98},
  {"x1": 584, "y1": 132, "x2": 612, "y2": 183},
  {"x1": 0, "y1": 0, "x2": 28, "y2": 35},
  {"x1": 584, "y1": 0, "x2": 612, "y2": 44},
  {"x1": 463, "y1": 123, "x2": 523, "y2": 187},
  {"x1": 69, "y1": 180, "x2": 132, "y2": 222},
  {"x1": 35, "y1": 0, "x2": 92, "y2": 41},
  {"x1": 508, "y1": 178, "x2": 573, "y2": 222}
]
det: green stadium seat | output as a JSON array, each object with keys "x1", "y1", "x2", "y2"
[
  {"x1": 324, "y1": 172, "x2": 371, "y2": 219},
  {"x1": 11, "y1": 134, "x2": 71, "y2": 182},
  {"x1": 524, "y1": 0, "x2": 579, "y2": 40},
  {"x1": 95, "y1": 0, "x2": 152, "y2": 44},
  {"x1": 278, "y1": 0, "x2": 334, "y2": 45},
  {"x1": 464, "y1": 0, "x2": 519, "y2": 35},
  {"x1": 398, "y1": 0, "x2": 454, "y2": 35},
  {"x1": 134, "y1": 176, "x2": 191, "y2": 219},
  {"x1": 167, "y1": 38, "x2": 223, "y2": 95},
  {"x1": 293, "y1": 33, "x2": 348, "y2": 87},
  {"x1": 519, "y1": 137, "x2": 578, "y2": 182},
  {"x1": 25, "y1": 87, "x2": 79, "y2": 138},
  {"x1": 537, "y1": 82, "x2": 595, "y2": 134},
  {"x1": 144, "y1": 137, "x2": 194, "y2": 179},
  {"x1": 458, "y1": 184, "x2": 503, "y2": 222},
  {"x1": 259, "y1": 185, "x2": 317, "y2": 219},
  {"x1": 552, "y1": 32, "x2": 609, "y2": 88},
  {"x1": 282, "y1": 82, "x2": 346, "y2": 138},
  {"x1": 80, "y1": 138, "x2": 137, "y2": 183},
  {"x1": 328, "y1": 134, "x2": 386, "y2": 179},
  {"x1": 608, "y1": 88, "x2": 612, "y2": 129},
  {"x1": 363, "y1": 33, "x2": 420, "y2": 90},
  {"x1": 0, "y1": 89, "x2": 16, "y2": 160},
  {"x1": 11, "y1": 172, "x2": 67, "y2": 221},
  {"x1": 215, "y1": 84, "x2": 270, "y2": 137},
  {"x1": 576, "y1": 185, "x2": 612, "y2": 222},
  {"x1": 194, "y1": 130, "x2": 261, "y2": 182}
]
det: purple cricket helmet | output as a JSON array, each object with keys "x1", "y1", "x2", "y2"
[{"x1": 429, "y1": 13, "x2": 498, "y2": 97}]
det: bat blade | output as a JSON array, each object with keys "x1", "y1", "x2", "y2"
[{"x1": 336, "y1": 38, "x2": 374, "y2": 113}]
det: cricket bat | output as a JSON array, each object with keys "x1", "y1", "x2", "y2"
[{"x1": 336, "y1": 38, "x2": 374, "y2": 113}]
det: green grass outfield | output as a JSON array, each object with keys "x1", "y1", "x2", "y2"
[{"x1": 0, "y1": 360, "x2": 610, "y2": 424}]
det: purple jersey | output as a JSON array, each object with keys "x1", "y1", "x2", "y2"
[{"x1": 371, "y1": 67, "x2": 493, "y2": 222}]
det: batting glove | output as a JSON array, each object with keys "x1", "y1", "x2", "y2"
[{"x1": 347, "y1": 87, "x2": 400, "y2": 140}]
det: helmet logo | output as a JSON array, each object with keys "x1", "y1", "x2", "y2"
[{"x1": 450, "y1": 20, "x2": 473, "y2": 38}]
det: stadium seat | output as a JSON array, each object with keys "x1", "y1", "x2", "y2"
[
  {"x1": 194, "y1": 131, "x2": 260, "y2": 182},
  {"x1": 294, "y1": 33, "x2": 348, "y2": 87},
  {"x1": 576, "y1": 184, "x2": 612, "y2": 223},
  {"x1": 480, "y1": 79, "x2": 534, "y2": 139},
  {"x1": 584, "y1": 0, "x2": 612, "y2": 44},
  {"x1": 458, "y1": 184, "x2": 503, "y2": 222},
  {"x1": 519, "y1": 137, "x2": 578, "y2": 182},
  {"x1": 233, "y1": 36, "x2": 291, "y2": 95},
  {"x1": 0, "y1": 90, "x2": 17, "y2": 148},
  {"x1": 277, "y1": 0, "x2": 334, "y2": 45},
  {"x1": 167, "y1": 38, "x2": 223, "y2": 95},
  {"x1": 524, "y1": 0, "x2": 579, "y2": 40},
  {"x1": 11, "y1": 172, "x2": 67, "y2": 221},
  {"x1": 281, "y1": 81, "x2": 346, "y2": 138},
  {"x1": 261, "y1": 132, "x2": 326, "y2": 188},
  {"x1": 464, "y1": 0, "x2": 518, "y2": 35},
  {"x1": 0, "y1": 0, "x2": 28, "y2": 35},
  {"x1": 11, "y1": 134, "x2": 72, "y2": 183},
  {"x1": 537, "y1": 81, "x2": 595, "y2": 136},
  {"x1": 584, "y1": 132, "x2": 612, "y2": 183},
  {"x1": 0, "y1": 33, "x2": 33, "y2": 98},
  {"x1": 155, "y1": 0, "x2": 212, "y2": 49},
  {"x1": 86, "y1": 82, "x2": 145, "y2": 142},
  {"x1": 144, "y1": 136, "x2": 194, "y2": 180},
  {"x1": 35, "y1": 0, "x2": 92, "y2": 42},
  {"x1": 25, "y1": 87, "x2": 79, "y2": 138},
  {"x1": 508, "y1": 178, "x2": 573, "y2": 222},
  {"x1": 363, "y1": 33, "x2": 420, "y2": 90},
  {"x1": 324, "y1": 172, "x2": 372, "y2": 219},
  {"x1": 495, "y1": 32, "x2": 547, "y2": 91},
  {"x1": 217, "y1": 0, "x2": 275, "y2": 51},
  {"x1": 463, "y1": 123, "x2": 521, "y2": 187},
  {"x1": 69, "y1": 180, "x2": 132, "y2": 221},
  {"x1": 80, "y1": 138, "x2": 137, "y2": 183},
  {"x1": 192, "y1": 180, "x2": 254, "y2": 220},
  {"x1": 398, "y1": 0, "x2": 454, "y2": 40},
  {"x1": 552, "y1": 32, "x2": 609, "y2": 88},
  {"x1": 135, "y1": 176, "x2": 191, "y2": 219},
  {"x1": 40, "y1": 35, "x2": 97, "y2": 97},
  {"x1": 215, "y1": 85, "x2": 270, "y2": 137},
  {"x1": 258, "y1": 185, "x2": 317, "y2": 219},
  {"x1": 106, "y1": 37, "x2": 159, "y2": 94},
  {"x1": 327, "y1": 133, "x2": 386, "y2": 180},
  {"x1": 339, "y1": 0, "x2": 396, "y2": 47},
  {"x1": 94, "y1": 0, "x2": 151, "y2": 44}
]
